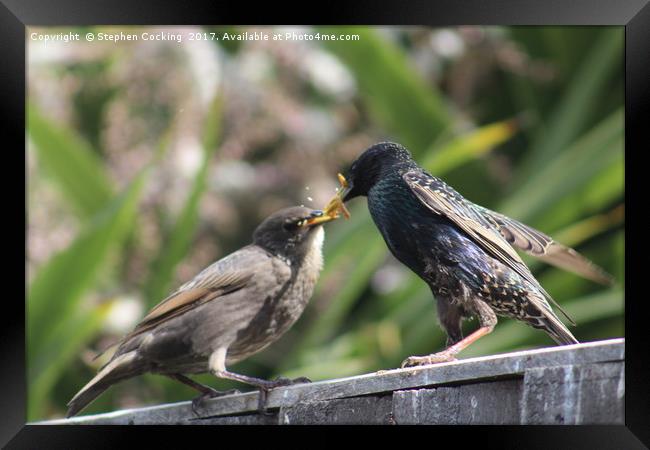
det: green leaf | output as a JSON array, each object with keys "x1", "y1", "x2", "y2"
[
  {"x1": 422, "y1": 118, "x2": 520, "y2": 173},
  {"x1": 28, "y1": 169, "x2": 150, "y2": 361},
  {"x1": 513, "y1": 28, "x2": 623, "y2": 185},
  {"x1": 143, "y1": 94, "x2": 223, "y2": 306},
  {"x1": 307, "y1": 233, "x2": 385, "y2": 346},
  {"x1": 531, "y1": 157, "x2": 624, "y2": 233},
  {"x1": 500, "y1": 108, "x2": 623, "y2": 221},
  {"x1": 28, "y1": 300, "x2": 114, "y2": 420},
  {"x1": 552, "y1": 204, "x2": 624, "y2": 249},
  {"x1": 316, "y1": 26, "x2": 452, "y2": 153},
  {"x1": 28, "y1": 104, "x2": 114, "y2": 218}
]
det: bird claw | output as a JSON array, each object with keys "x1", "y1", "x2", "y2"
[
  {"x1": 256, "y1": 376, "x2": 312, "y2": 415},
  {"x1": 400, "y1": 352, "x2": 457, "y2": 368},
  {"x1": 256, "y1": 387, "x2": 273, "y2": 416},
  {"x1": 269, "y1": 375, "x2": 312, "y2": 387},
  {"x1": 286, "y1": 376, "x2": 312, "y2": 385},
  {"x1": 191, "y1": 388, "x2": 241, "y2": 416}
]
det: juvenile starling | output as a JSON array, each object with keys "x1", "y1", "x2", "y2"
[
  {"x1": 330, "y1": 142, "x2": 613, "y2": 367},
  {"x1": 67, "y1": 206, "x2": 335, "y2": 417}
]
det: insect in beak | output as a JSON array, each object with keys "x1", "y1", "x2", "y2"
[
  {"x1": 322, "y1": 173, "x2": 352, "y2": 220},
  {"x1": 300, "y1": 210, "x2": 331, "y2": 227},
  {"x1": 303, "y1": 174, "x2": 351, "y2": 226}
]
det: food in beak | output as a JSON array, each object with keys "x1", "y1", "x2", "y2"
[
  {"x1": 304, "y1": 173, "x2": 351, "y2": 226},
  {"x1": 322, "y1": 173, "x2": 351, "y2": 219}
]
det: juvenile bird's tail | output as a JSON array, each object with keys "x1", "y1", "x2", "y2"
[{"x1": 66, "y1": 351, "x2": 140, "y2": 418}]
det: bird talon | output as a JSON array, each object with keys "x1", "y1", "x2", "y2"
[
  {"x1": 191, "y1": 396, "x2": 207, "y2": 417},
  {"x1": 255, "y1": 376, "x2": 312, "y2": 415},
  {"x1": 290, "y1": 376, "x2": 312, "y2": 384},
  {"x1": 400, "y1": 356, "x2": 424, "y2": 368},
  {"x1": 401, "y1": 352, "x2": 457, "y2": 368},
  {"x1": 270, "y1": 375, "x2": 311, "y2": 387},
  {"x1": 257, "y1": 387, "x2": 273, "y2": 415},
  {"x1": 191, "y1": 400, "x2": 201, "y2": 416},
  {"x1": 271, "y1": 376, "x2": 292, "y2": 385},
  {"x1": 190, "y1": 388, "x2": 241, "y2": 416}
]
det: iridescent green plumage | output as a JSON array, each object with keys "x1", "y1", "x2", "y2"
[{"x1": 335, "y1": 142, "x2": 612, "y2": 366}]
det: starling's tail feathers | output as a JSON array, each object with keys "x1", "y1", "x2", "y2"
[
  {"x1": 66, "y1": 351, "x2": 140, "y2": 418},
  {"x1": 540, "y1": 315, "x2": 579, "y2": 346},
  {"x1": 525, "y1": 291, "x2": 579, "y2": 346}
]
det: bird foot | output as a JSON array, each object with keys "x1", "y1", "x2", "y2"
[
  {"x1": 191, "y1": 388, "x2": 241, "y2": 416},
  {"x1": 257, "y1": 376, "x2": 312, "y2": 415},
  {"x1": 271, "y1": 376, "x2": 312, "y2": 386},
  {"x1": 400, "y1": 351, "x2": 457, "y2": 368}
]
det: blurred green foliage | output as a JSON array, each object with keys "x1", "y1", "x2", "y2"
[{"x1": 27, "y1": 25, "x2": 623, "y2": 420}]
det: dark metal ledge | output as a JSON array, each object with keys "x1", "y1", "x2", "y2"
[{"x1": 38, "y1": 338, "x2": 624, "y2": 425}]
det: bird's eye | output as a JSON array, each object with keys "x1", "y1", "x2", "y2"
[{"x1": 283, "y1": 219, "x2": 301, "y2": 231}]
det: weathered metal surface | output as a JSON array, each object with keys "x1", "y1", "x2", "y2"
[
  {"x1": 278, "y1": 395, "x2": 394, "y2": 425},
  {"x1": 520, "y1": 361, "x2": 625, "y2": 425},
  {"x1": 393, "y1": 378, "x2": 523, "y2": 424},
  {"x1": 38, "y1": 338, "x2": 624, "y2": 425}
]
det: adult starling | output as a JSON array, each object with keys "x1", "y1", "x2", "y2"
[
  {"x1": 330, "y1": 142, "x2": 613, "y2": 367},
  {"x1": 67, "y1": 206, "x2": 335, "y2": 417}
]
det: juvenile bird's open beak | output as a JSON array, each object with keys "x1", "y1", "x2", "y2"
[{"x1": 303, "y1": 210, "x2": 335, "y2": 227}]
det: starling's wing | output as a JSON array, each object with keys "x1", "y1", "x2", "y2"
[
  {"x1": 477, "y1": 206, "x2": 614, "y2": 286},
  {"x1": 402, "y1": 170, "x2": 575, "y2": 325},
  {"x1": 126, "y1": 245, "x2": 268, "y2": 339}
]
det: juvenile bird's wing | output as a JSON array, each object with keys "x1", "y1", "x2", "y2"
[
  {"x1": 125, "y1": 245, "x2": 270, "y2": 340},
  {"x1": 476, "y1": 206, "x2": 614, "y2": 286},
  {"x1": 402, "y1": 170, "x2": 575, "y2": 325}
]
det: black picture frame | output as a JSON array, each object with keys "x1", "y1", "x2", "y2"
[{"x1": 4, "y1": 0, "x2": 647, "y2": 447}]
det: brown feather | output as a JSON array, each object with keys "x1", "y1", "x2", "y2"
[
  {"x1": 121, "y1": 270, "x2": 254, "y2": 343},
  {"x1": 479, "y1": 207, "x2": 614, "y2": 286}
]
